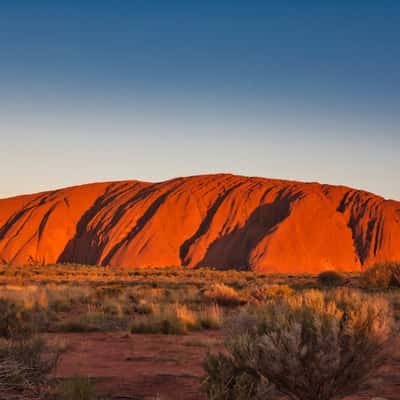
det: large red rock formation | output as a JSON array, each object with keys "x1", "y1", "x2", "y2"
[{"x1": 0, "y1": 174, "x2": 399, "y2": 273}]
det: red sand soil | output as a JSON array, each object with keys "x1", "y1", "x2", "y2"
[
  {"x1": 49, "y1": 332, "x2": 400, "y2": 400},
  {"x1": 1, "y1": 174, "x2": 400, "y2": 273},
  {"x1": 50, "y1": 331, "x2": 222, "y2": 400}
]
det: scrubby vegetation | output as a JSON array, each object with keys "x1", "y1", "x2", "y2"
[
  {"x1": 362, "y1": 261, "x2": 400, "y2": 289},
  {"x1": 57, "y1": 375, "x2": 96, "y2": 400},
  {"x1": 0, "y1": 297, "x2": 62, "y2": 399},
  {"x1": 0, "y1": 263, "x2": 398, "y2": 398},
  {"x1": 246, "y1": 284, "x2": 294, "y2": 303},
  {"x1": 130, "y1": 303, "x2": 223, "y2": 334},
  {"x1": 317, "y1": 270, "x2": 346, "y2": 287},
  {"x1": 0, "y1": 337, "x2": 61, "y2": 397},
  {"x1": 203, "y1": 288, "x2": 396, "y2": 400}
]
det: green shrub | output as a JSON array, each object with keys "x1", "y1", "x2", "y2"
[
  {"x1": 203, "y1": 289, "x2": 395, "y2": 400},
  {"x1": 362, "y1": 261, "x2": 400, "y2": 288},
  {"x1": 51, "y1": 298, "x2": 73, "y2": 312},
  {"x1": 58, "y1": 375, "x2": 96, "y2": 400},
  {"x1": 0, "y1": 336, "x2": 62, "y2": 396},
  {"x1": 317, "y1": 270, "x2": 346, "y2": 287},
  {"x1": 203, "y1": 350, "x2": 273, "y2": 400},
  {"x1": 56, "y1": 312, "x2": 127, "y2": 332},
  {"x1": 0, "y1": 298, "x2": 62, "y2": 397},
  {"x1": 0, "y1": 298, "x2": 34, "y2": 339},
  {"x1": 130, "y1": 316, "x2": 187, "y2": 334}
]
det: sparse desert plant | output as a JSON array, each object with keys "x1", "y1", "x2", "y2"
[
  {"x1": 0, "y1": 284, "x2": 42, "y2": 310},
  {"x1": 175, "y1": 304, "x2": 198, "y2": 328},
  {"x1": 386, "y1": 290, "x2": 400, "y2": 320},
  {"x1": 317, "y1": 270, "x2": 346, "y2": 287},
  {"x1": 51, "y1": 297, "x2": 73, "y2": 312},
  {"x1": 130, "y1": 303, "x2": 195, "y2": 334},
  {"x1": 0, "y1": 297, "x2": 62, "y2": 397},
  {"x1": 0, "y1": 335, "x2": 62, "y2": 398},
  {"x1": 198, "y1": 304, "x2": 223, "y2": 329},
  {"x1": 133, "y1": 299, "x2": 155, "y2": 315},
  {"x1": 130, "y1": 303, "x2": 222, "y2": 334},
  {"x1": 362, "y1": 261, "x2": 400, "y2": 288},
  {"x1": 203, "y1": 283, "x2": 242, "y2": 306},
  {"x1": 203, "y1": 288, "x2": 395, "y2": 400},
  {"x1": 58, "y1": 375, "x2": 96, "y2": 400},
  {"x1": 130, "y1": 309, "x2": 187, "y2": 334},
  {"x1": 55, "y1": 317, "x2": 98, "y2": 333},
  {"x1": 100, "y1": 296, "x2": 124, "y2": 316},
  {"x1": 55, "y1": 312, "x2": 127, "y2": 332},
  {"x1": 202, "y1": 338, "x2": 274, "y2": 400},
  {"x1": 0, "y1": 298, "x2": 34, "y2": 339}
]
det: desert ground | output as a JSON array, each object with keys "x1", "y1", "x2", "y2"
[
  {"x1": 0, "y1": 264, "x2": 399, "y2": 400},
  {"x1": 49, "y1": 332, "x2": 400, "y2": 400}
]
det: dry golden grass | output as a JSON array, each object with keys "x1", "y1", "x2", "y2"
[
  {"x1": 130, "y1": 303, "x2": 223, "y2": 334},
  {"x1": 0, "y1": 264, "x2": 323, "y2": 288},
  {"x1": 0, "y1": 264, "x2": 398, "y2": 335},
  {"x1": 203, "y1": 283, "x2": 243, "y2": 306},
  {"x1": 0, "y1": 264, "x2": 397, "y2": 399}
]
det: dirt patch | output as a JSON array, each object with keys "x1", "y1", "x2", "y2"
[
  {"x1": 49, "y1": 331, "x2": 222, "y2": 400},
  {"x1": 48, "y1": 332, "x2": 400, "y2": 400}
]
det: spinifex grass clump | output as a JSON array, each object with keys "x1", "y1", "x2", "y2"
[
  {"x1": 203, "y1": 288, "x2": 395, "y2": 400},
  {"x1": 203, "y1": 283, "x2": 243, "y2": 306},
  {"x1": 130, "y1": 303, "x2": 223, "y2": 334}
]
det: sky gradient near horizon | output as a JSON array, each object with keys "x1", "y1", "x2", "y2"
[{"x1": 1, "y1": 1, "x2": 399, "y2": 200}]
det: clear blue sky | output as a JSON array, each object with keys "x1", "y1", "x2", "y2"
[{"x1": 1, "y1": 1, "x2": 399, "y2": 200}]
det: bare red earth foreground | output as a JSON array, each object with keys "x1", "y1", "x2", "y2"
[
  {"x1": 49, "y1": 332, "x2": 400, "y2": 400},
  {"x1": 1, "y1": 174, "x2": 399, "y2": 273}
]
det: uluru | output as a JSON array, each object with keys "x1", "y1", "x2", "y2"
[{"x1": 0, "y1": 174, "x2": 399, "y2": 273}]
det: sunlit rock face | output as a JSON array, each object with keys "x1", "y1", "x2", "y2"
[{"x1": 1, "y1": 174, "x2": 399, "y2": 273}]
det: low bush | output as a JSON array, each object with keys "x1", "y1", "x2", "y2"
[
  {"x1": 0, "y1": 298, "x2": 62, "y2": 397},
  {"x1": 55, "y1": 312, "x2": 127, "y2": 332},
  {"x1": 130, "y1": 304, "x2": 197, "y2": 334},
  {"x1": 133, "y1": 300, "x2": 155, "y2": 315},
  {"x1": 51, "y1": 298, "x2": 73, "y2": 312},
  {"x1": 203, "y1": 288, "x2": 395, "y2": 400},
  {"x1": 203, "y1": 349, "x2": 273, "y2": 400},
  {"x1": 362, "y1": 261, "x2": 400, "y2": 288},
  {"x1": 317, "y1": 270, "x2": 346, "y2": 287},
  {"x1": 0, "y1": 335, "x2": 62, "y2": 398},
  {"x1": 0, "y1": 298, "x2": 34, "y2": 339},
  {"x1": 58, "y1": 375, "x2": 96, "y2": 400},
  {"x1": 130, "y1": 312, "x2": 187, "y2": 334}
]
